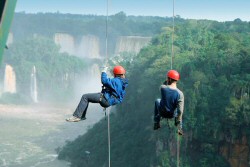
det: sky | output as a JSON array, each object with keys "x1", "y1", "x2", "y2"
[{"x1": 15, "y1": 0, "x2": 250, "y2": 22}]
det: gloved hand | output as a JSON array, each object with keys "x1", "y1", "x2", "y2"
[
  {"x1": 177, "y1": 127, "x2": 183, "y2": 136},
  {"x1": 101, "y1": 66, "x2": 108, "y2": 73}
]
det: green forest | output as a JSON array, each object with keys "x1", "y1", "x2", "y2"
[
  {"x1": 2, "y1": 12, "x2": 250, "y2": 166},
  {"x1": 57, "y1": 18, "x2": 250, "y2": 166}
]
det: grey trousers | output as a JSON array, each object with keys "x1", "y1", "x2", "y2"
[{"x1": 73, "y1": 93, "x2": 110, "y2": 119}]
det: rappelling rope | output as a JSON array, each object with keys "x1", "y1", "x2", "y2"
[
  {"x1": 107, "y1": 108, "x2": 111, "y2": 167},
  {"x1": 105, "y1": 0, "x2": 109, "y2": 66},
  {"x1": 104, "y1": 0, "x2": 111, "y2": 167},
  {"x1": 171, "y1": 0, "x2": 175, "y2": 70},
  {"x1": 170, "y1": 0, "x2": 180, "y2": 167}
]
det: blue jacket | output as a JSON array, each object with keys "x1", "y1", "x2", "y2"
[{"x1": 101, "y1": 72, "x2": 128, "y2": 106}]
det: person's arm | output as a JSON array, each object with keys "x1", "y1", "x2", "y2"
[
  {"x1": 174, "y1": 91, "x2": 184, "y2": 135},
  {"x1": 101, "y1": 72, "x2": 113, "y2": 87},
  {"x1": 175, "y1": 90, "x2": 184, "y2": 135},
  {"x1": 176, "y1": 91, "x2": 184, "y2": 126}
]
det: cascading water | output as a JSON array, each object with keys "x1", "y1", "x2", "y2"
[
  {"x1": 115, "y1": 36, "x2": 151, "y2": 54},
  {"x1": 54, "y1": 33, "x2": 75, "y2": 55},
  {"x1": 4, "y1": 64, "x2": 16, "y2": 93},
  {"x1": 76, "y1": 35, "x2": 101, "y2": 58},
  {"x1": 30, "y1": 65, "x2": 38, "y2": 103}
]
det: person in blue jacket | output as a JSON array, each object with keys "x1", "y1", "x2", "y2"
[
  {"x1": 154, "y1": 70, "x2": 184, "y2": 135},
  {"x1": 66, "y1": 65, "x2": 128, "y2": 122}
]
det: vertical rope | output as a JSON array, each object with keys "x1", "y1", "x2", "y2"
[
  {"x1": 177, "y1": 133, "x2": 180, "y2": 167},
  {"x1": 107, "y1": 108, "x2": 111, "y2": 167},
  {"x1": 105, "y1": 0, "x2": 111, "y2": 167},
  {"x1": 171, "y1": 0, "x2": 175, "y2": 70},
  {"x1": 105, "y1": 0, "x2": 109, "y2": 64},
  {"x1": 171, "y1": 1, "x2": 180, "y2": 167}
]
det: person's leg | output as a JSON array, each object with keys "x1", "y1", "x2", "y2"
[
  {"x1": 73, "y1": 93, "x2": 101, "y2": 119},
  {"x1": 154, "y1": 99, "x2": 161, "y2": 123},
  {"x1": 154, "y1": 99, "x2": 162, "y2": 130}
]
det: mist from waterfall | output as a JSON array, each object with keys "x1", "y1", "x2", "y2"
[
  {"x1": 30, "y1": 65, "x2": 38, "y2": 103},
  {"x1": 74, "y1": 63, "x2": 102, "y2": 101}
]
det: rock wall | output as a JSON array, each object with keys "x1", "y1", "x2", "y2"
[
  {"x1": 115, "y1": 36, "x2": 151, "y2": 54},
  {"x1": 54, "y1": 33, "x2": 75, "y2": 55},
  {"x1": 54, "y1": 33, "x2": 101, "y2": 59},
  {"x1": 220, "y1": 135, "x2": 249, "y2": 167},
  {"x1": 4, "y1": 64, "x2": 16, "y2": 93},
  {"x1": 76, "y1": 35, "x2": 100, "y2": 58},
  {"x1": 54, "y1": 33, "x2": 151, "y2": 58}
]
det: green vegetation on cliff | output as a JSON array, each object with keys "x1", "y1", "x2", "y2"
[
  {"x1": 2, "y1": 36, "x2": 85, "y2": 103},
  {"x1": 58, "y1": 19, "x2": 250, "y2": 167}
]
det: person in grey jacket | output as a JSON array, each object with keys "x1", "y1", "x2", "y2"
[{"x1": 154, "y1": 70, "x2": 184, "y2": 135}]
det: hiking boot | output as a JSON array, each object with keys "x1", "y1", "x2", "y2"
[
  {"x1": 177, "y1": 128, "x2": 183, "y2": 136},
  {"x1": 153, "y1": 122, "x2": 161, "y2": 130},
  {"x1": 66, "y1": 116, "x2": 86, "y2": 122}
]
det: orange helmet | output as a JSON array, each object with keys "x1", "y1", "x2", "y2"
[
  {"x1": 167, "y1": 70, "x2": 180, "y2": 81},
  {"x1": 113, "y1": 66, "x2": 126, "y2": 75}
]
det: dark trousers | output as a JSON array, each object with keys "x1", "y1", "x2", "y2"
[
  {"x1": 154, "y1": 99, "x2": 174, "y2": 123},
  {"x1": 73, "y1": 93, "x2": 110, "y2": 119}
]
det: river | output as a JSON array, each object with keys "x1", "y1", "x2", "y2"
[{"x1": 0, "y1": 104, "x2": 104, "y2": 167}]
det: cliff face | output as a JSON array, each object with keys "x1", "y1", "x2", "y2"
[
  {"x1": 220, "y1": 135, "x2": 249, "y2": 167},
  {"x1": 54, "y1": 33, "x2": 75, "y2": 55},
  {"x1": 76, "y1": 35, "x2": 100, "y2": 58},
  {"x1": 53, "y1": 34, "x2": 151, "y2": 58},
  {"x1": 115, "y1": 36, "x2": 151, "y2": 54},
  {"x1": 4, "y1": 64, "x2": 16, "y2": 93},
  {"x1": 54, "y1": 33, "x2": 100, "y2": 58}
]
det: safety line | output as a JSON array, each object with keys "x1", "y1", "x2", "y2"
[
  {"x1": 170, "y1": 0, "x2": 180, "y2": 166},
  {"x1": 105, "y1": 0, "x2": 109, "y2": 64},
  {"x1": 177, "y1": 132, "x2": 180, "y2": 167},
  {"x1": 107, "y1": 108, "x2": 111, "y2": 167},
  {"x1": 171, "y1": 0, "x2": 175, "y2": 70},
  {"x1": 105, "y1": 0, "x2": 111, "y2": 167}
]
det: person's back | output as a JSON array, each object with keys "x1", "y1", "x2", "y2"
[
  {"x1": 153, "y1": 70, "x2": 184, "y2": 135},
  {"x1": 160, "y1": 85, "x2": 184, "y2": 118}
]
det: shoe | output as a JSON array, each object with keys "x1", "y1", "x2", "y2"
[
  {"x1": 177, "y1": 129, "x2": 183, "y2": 136},
  {"x1": 153, "y1": 122, "x2": 161, "y2": 130},
  {"x1": 66, "y1": 116, "x2": 86, "y2": 122}
]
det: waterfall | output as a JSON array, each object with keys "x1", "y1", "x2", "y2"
[
  {"x1": 30, "y1": 66, "x2": 38, "y2": 103},
  {"x1": 4, "y1": 64, "x2": 16, "y2": 93},
  {"x1": 115, "y1": 36, "x2": 151, "y2": 54},
  {"x1": 76, "y1": 35, "x2": 100, "y2": 58},
  {"x1": 54, "y1": 33, "x2": 75, "y2": 55}
]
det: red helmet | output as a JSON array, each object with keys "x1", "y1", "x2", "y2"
[
  {"x1": 113, "y1": 66, "x2": 126, "y2": 75},
  {"x1": 167, "y1": 70, "x2": 180, "y2": 81}
]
